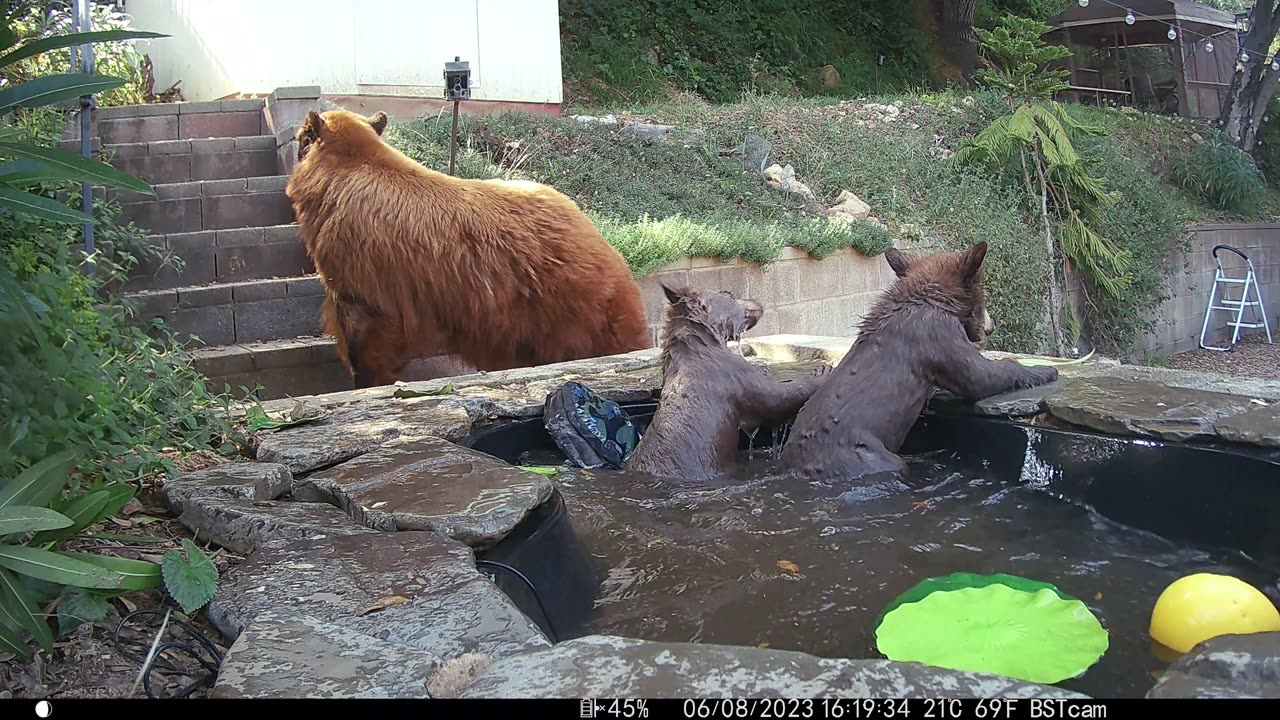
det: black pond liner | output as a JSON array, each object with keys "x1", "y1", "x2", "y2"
[{"x1": 463, "y1": 402, "x2": 1280, "y2": 643}]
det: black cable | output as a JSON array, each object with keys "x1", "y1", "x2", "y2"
[
  {"x1": 113, "y1": 607, "x2": 223, "y2": 699},
  {"x1": 475, "y1": 559, "x2": 560, "y2": 643}
]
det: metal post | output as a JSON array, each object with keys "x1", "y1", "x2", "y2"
[
  {"x1": 448, "y1": 99, "x2": 460, "y2": 176},
  {"x1": 75, "y1": 0, "x2": 95, "y2": 270}
]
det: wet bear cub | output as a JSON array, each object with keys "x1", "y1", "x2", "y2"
[
  {"x1": 627, "y1": 285, "x2": 831, "y2": 482},
  {"x1": 777, "y1": 241, "x2": 1059, "y2": 485}
]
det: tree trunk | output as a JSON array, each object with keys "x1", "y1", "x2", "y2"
[
  {"x1": 1218, "y1": 1, "x2": 1280, "y2": 148},
  {"x1": 940, "y1": 0, "x2": 979, "y2": 85},
  {"x1": 1022, "y1": 145, "x2": 1065, "y2": 356}
]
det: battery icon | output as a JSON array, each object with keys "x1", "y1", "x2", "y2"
[{"x1": 580, "y1": 700, "x2": 596, "y2": 718}]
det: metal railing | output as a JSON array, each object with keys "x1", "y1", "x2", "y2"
[{"x1": 69, "y1": 0, "x2": 95, "y2": 268}]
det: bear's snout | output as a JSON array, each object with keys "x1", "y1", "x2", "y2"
[{"x1": 742, "y1": 300, "x2": 764, "y2": 331}]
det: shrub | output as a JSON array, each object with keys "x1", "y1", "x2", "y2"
[
  {"x1": 0, "y1": 12, "x2": 232, "y2": 661},
  {"x1": 1169, "y1": 135, "x2": 1269, "y2": 217}
]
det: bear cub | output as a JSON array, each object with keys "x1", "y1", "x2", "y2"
[
  {"x1": 627, "y1": 285, "x2": 831, "y2": 482},
  {"x1": 776, "y1": 241, "x2": 1059, "y2": 485}
]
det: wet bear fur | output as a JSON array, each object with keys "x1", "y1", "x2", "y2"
[
  {"x1": 285, "y1": 108, "x2": 651, "y2": 388},
  {"x1": 776, "y1": 242, "x2": 1059, "y2": 485},
  {"x1": 627, "y1": 285, "x2": 831, "y2": 482}
]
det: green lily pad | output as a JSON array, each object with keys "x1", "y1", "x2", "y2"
[
  {"x1": 875, "y1": 585, "x2": 1109, "y2": 685},
  {"x1": 875, "y1": 572, "x2": 1076, "y2": 629}
]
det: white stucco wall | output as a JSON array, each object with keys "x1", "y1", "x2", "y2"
[{"x1": 122, "y1": 0, "x2": 563, "y2": 104}]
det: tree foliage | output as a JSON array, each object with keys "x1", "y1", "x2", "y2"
[{"x1": 957, "y1": 15, "x2": 1134, "y2": 353}]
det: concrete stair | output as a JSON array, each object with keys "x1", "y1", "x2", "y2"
[{"x1": 68, "y1": 87, "x2": 368, "y2": 400}]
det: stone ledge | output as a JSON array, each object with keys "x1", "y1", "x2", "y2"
[
  {"x1": 296, "y1": 435, "x2": 554, "y2": 548},
  {"x1": 207, "y1": 532, "x2": 550, "y2": 662},
  {"x1": 211, "y1": 609, "x2": 442, "y2": 699},
  {"x1": 457, "y1": 635, "x2": 1091, "y2": 699}
]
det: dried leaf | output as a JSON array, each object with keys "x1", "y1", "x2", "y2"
[
  {"x1": 777, "y1": 560, "x2": 800, "y2": 574},
  {"x1": 355, "y1": 596, "x2": 408, "y2": 617}
]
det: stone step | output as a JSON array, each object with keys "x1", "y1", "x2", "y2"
[
  {"x1": 192, "y1": 337, "x2": 351, "y2": 400},
  {"x1": 126, "y1": 275, "x2": 324, "y2": 349},
  {"x1": 64, "y1": 99, "x2": 269, "y2": 145},
  {"x1": 122, "y1": 224, "x2": 313, "y2": 293},
  {"x1": 115, "y1": 175, "x2": 295, "y2": 235},
  {"x1": 95, "y1": 135, "x2": 279, "y2": 185}
]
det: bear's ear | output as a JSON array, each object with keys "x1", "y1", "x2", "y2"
[
  {"x1": 661, "y1": 283, "x2": 683, "y2": 305},
  {"x1": 304, "y1": 110, "x2": 324, "y2": 135},
  {"x1": 959, "y1": 241, "x2": 988, "y2": 281},
  {"x1": 367, "y1": 111, "x2": 388, "y2": 136},
  {"x1": 883, "y1": 247, "x2": 912, "y2": 278}
]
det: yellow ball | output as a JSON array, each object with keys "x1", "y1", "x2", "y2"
[{"x1": 1149, "y1": 573, "x2": 1280, "y2": 654}]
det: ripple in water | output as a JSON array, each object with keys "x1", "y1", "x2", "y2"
[{"x1": 527, "y1": 447, "x2": 1279, "y2": 699}]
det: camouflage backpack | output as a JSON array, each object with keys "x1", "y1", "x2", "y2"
[{"x1": 543, "y1": 381, "x2": 640, "y2": 470}]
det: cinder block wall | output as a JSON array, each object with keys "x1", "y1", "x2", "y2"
[
  {"x1": 1137, "y1": 223, "x2": 1280, "y2": 358},
  {"x1": 638, "y1": 247, "x2": 894, "y2": 346}
]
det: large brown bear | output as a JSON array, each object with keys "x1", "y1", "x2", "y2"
[
  {"x1": 776, "y1": 241, "x2": 1059, "y2": 484},
  {"x1": 627, "y1": 285, "x2": 830, "y2": 482},
  {"x1": 285, "y1": 108, "x2": 651, "y2": 388}
]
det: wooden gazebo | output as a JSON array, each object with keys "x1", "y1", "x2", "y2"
[{"x1": 1043, "y1": 0, "x2": 1241, "y2": 120}]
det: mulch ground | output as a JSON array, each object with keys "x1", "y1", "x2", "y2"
[
  {"x1": 0, "y1": 451, "x2": 247, "y2": 700},
  {"x1": 1165, "y1": 333, "x2": 1280, "y2": 381}
]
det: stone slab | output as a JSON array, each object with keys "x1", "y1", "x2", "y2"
[
  {"x1": 254, "y1": 397, "x2": 472, "y2": 474},
  {"x1": 1043, "y1": 376, "x2": 1258, "y2": 443},
  {"x1": 298, "y1": 435, "x2": 554, "y2": 547},
  {"x1": 211, "y1": 609, "x2": 441, "y2": 699},
  {"x1": 159, "y1": 461, "x2": 292, "y2": 512},
  {"x1": 175, "y1": 493, "x2": 377, "y2": 555},
  {"x1": 207, "y1": 532, "x2": 549, "y2": 662},
  {"x1": 928, "y1": 362, "x2": 1124, "y2": 418},
  {"x1": 1146, "y1": 632, "x2": 1280, "y2": 698},
  {"x1": 1214, "y1": 401, "x2": 1280, "y2": 448},
  {"x1": 458, "y1": 635, "x2": 1089, "y2": 699}
]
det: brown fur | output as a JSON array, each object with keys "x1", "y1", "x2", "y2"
[
  {"x1": 776, "y1": 242, "x2": 1059, "y2": 484},
  {"x1": 627, "y1": 285, "x2": 830, "y2": 482},
  {"x1": 285, "y1": 108, "x2": 651, "y2": 388}
]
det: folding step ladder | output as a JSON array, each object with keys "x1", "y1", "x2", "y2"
[{"x1": 1199, "y1": 244, "x2": 1273, "y2": 351}]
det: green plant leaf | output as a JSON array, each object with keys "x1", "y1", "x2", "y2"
[
  {"x1": 0, "y1": 567, "x2": 53, "y2": 654},
  {"x1": 0, "y1": 620, "x2": 31, "y2": 662},
  {"x1": 0, "y1": 506, "x2": 74, "y2": 536},
  {"x1": 162, "y1": 539, "x2": 218, "y2": 614},
  {"x1": 27, "y1": 490, "x2": 110, "y2": 546},
  {"x1": 0, "y1": 545, "x2": 125, "y2": 590},
  {"x1": 0, "y1": 142, "x2": 153, "y2": 194},
  {"x1": 0, "y1": 72, "x2": 126, "y2": 116},
  {"x1": 393, "y1": 383, "x2": 455, "y2": 399},
  {"x1": 0, "y1": 449, "x2": 77, "y2": 511},
  {"x1": 521, "y1": 465, "x2": 560, "y2": 476},
  {"x1": 0, "y1": 159, "x2": 88, "y2": 186},
  {"x1": 875, "y1": 585, "x2": 1109, "y2": 684},
  {"x1": 0, "y1": 30, "x2": 168, "y2": 69},
  {"x1": 0, "y1": 185, "x2": 92, "y2": 224},
  {"x1": 60, "y1": 551, "x2": 161, "y2": 592},
  {"x1": 55, "y1": 589, "x2": 110, "y2": 637}
]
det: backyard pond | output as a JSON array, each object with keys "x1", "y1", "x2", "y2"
[{"x1": 469, "y1": 406, "x2": 1280, "y2": 699}]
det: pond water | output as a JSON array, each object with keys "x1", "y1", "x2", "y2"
[{"x1": 510, "y1": 442, "x2": 1279, "y2": 699}]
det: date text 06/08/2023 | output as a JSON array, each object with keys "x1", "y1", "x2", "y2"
[{"x1": 673, "y1": 699, "x2": 1109, "y2": 720}]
